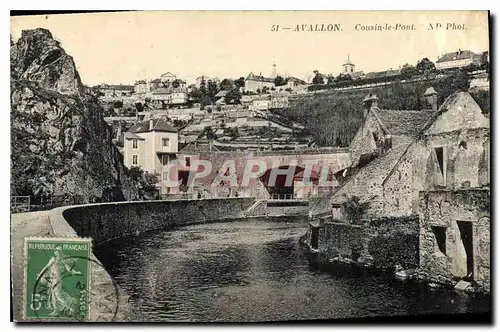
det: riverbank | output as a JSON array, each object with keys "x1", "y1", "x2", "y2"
[{"x1": 301, "y1": 240, "x2": 491, "y2": 296}]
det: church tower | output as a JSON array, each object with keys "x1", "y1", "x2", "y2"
[
  {"x1": 271, "y1": 62, "x2": 277, "y2": 79},
  {"x1": 342, "y1": 55, "x2": 355, "y2": 74}
]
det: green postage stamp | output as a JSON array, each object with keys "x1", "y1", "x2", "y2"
[{"x1": 23, "y1": 237, "x2": 92, "y2": 321}]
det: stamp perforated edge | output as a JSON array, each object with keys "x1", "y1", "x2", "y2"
[{"x1": 22, "y1": 236, "x2": 93, "y2": 322}]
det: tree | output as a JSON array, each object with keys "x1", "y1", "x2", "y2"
[
  {"x1": 220, "y1": 78, "x2": 234, "y2": 91},
  {"x1": 400, "y1": 63, "x2": 418, "y2": 78},
  {"x1": 199, "y1": 126, "x2": 217, "y2": 140},
  {"x1": 126, "y1": 167, "x2": 159, "y2": 200},
  {"x1": 207, "y1": 79, "x2": 218, "y2": 103},
  {"x1": 450, "y1": 69, "x2": 470, "y2": 92},
  {"x1": 416, "y1": 58, "x2": 436, "y2": 76},
  {"x1": 113, "y1": 100, "x2": 123, "y2": 108},
  {"x1": 274, "y1": 75, "x2": 286, "y2": 87},
  {"x1": 335, "y1": 73, "x2": 352, "y2": 82},
  {"x1": 188, "y1": 86, "x2": 201, "y2": 101},
  {"x1": 312, "y1": 70, "x2": 324, "y2": 85},
  {"x1": 135, "y1": 102, "x2": 144, "y2": 113},
  {"x1": 224, "y1": 88, "x2": 241, "y2": 104},
  {"x1": 235, "y1": 77, "x2": 246, "y2": 88},
  {"x1": 172, "y1": 80, "x2": 180, "y2": 88}
]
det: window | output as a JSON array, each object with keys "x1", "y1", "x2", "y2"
[
  {"x1": 132, "y1": 155, "x2": 138, "y2": 165},
  {"x1": 434, "y1": 147, "x2": 446, "y2": 187},
  {"x1": 132, "y1": 139, "x2": 138, "y2": 149},
  {"x1": 161, "y1": 155, "x2": 170, "y2": 166},
  {"x1": 185, "y1": 156, "x2": 191, "y2": 167},
  {"x1": 431, "y1": 226, "x2": 447, "y2": 255},
  {"x1": 162, "y1": 138, "x2": 170, "y2": 147}
]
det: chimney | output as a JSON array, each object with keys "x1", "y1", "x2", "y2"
[
  {"x1": 424, "y1": 87, "x2": 438, "y2": 111},
  {"x1": 149, "y1": 118, "x2": 154, "y2": 130}
]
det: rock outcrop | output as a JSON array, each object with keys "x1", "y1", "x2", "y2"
[{"x1": 11, "y1": 28, "x2": 135, "y2": 203}]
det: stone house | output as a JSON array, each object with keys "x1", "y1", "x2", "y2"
[
  {"x1": 309, "y1": 89, "x2": 490, "y2": 283},
  {"x1": 379, "y1": 91, "x2": 490, "y2": 286},
  {"x1": 245, "y1": 72, "x2": 275, "y2": 92},
  {"x1": 435, "y1": 49, "x2": 480, "y2": 70}
]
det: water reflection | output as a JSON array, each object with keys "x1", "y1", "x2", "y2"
[{"x1": 95, "y1": 218, "x2": 490, "y2": 322}]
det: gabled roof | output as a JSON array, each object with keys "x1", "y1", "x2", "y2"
[
  {"x1": 365, "y1": 69, "x2": 401, "y2": 80},
  {"x1": 161, "y1": 72, "x2": 176, "y2": 77},
  {"x1": 180, "y1": 142, "x2": 220, "y2": 153},
  {"x1": 287, "y1": 77, "x2": 307, "y2": 85},
  {"x1": 373, "y1": 109, "x2": 435, "y2": 136},
  {"x1": 246, "y1": 72, "x2": 275, "y2": 83},
  {"x1": 123, "y1": 132, "x2": 144, "y2": 140},
  {"x1": 100, "y1": 84, "x2": 134, "y2": 90},
  {"x1": 152, "y1": 87, "x2": 170, "y2": 94},
  {"x1": 436, "y1": 50, "x2": 476, "y2": 63},
  {"x1": 215, "y1": 90, "x2": 228, "y2": 98},
  {"x1": 128, "y1": 118, "x2": 178, "y2": 133},
  {"x1": 331, "y1": 135, "x2": 414, "y2": 205}
]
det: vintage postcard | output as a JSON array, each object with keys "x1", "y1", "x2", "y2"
[{"x1": 10, "y1": 10, "x2": 490, "y2": 323}]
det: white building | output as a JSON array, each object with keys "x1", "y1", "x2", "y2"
[
  {"x1": 436, "y1": 49, "x2": 479, "y2": 70},
  {"x1": 123, "y1": 118, "x2": 179, "y2": 193}
]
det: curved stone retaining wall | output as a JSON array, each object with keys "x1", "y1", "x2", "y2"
[
  {"x1": 48, "y1": 197, "x2": 256, "y2": 322},
  {"x1": 53, "y1": 197, "x2": 256, "y2": 244}
]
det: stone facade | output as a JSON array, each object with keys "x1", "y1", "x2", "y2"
[
  {"x1": 315, "y1": 91, "x2": 490, "y2": 279},
  {"x1": 419, "y1": 189, "x2": 490, "y2": 287},
  {"x1": 316, "y1": 216, "x2": 419, "y2": 269}
]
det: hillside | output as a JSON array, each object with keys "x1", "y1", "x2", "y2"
[
  {"x1": 11, "y1": 28, "x2": 136, "y2": 203},
  {"x1": 286, "y1": 72, "x2": 490, "y2": 147}
]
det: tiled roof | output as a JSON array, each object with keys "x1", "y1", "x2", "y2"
[
  {"x1": 331, "y1": 135, "x2": 414, "y2": 205},
  {"x1": 436, "y1": 50, "x2": 476, "y2": 63},
  {"x1": 246, "y1": 72, "x2": 275, "y2": 83},
  {"x1": 152, "y1": 88, "x2": 170, "y2": 94},
  {"x1": 365, "y1": 69, "x2": 401, "y2": 80},
  {"x1": 373, "y1": 109, "x2": 435, "y2": 136},
  {"x1": 129, "y1": 118, "x2": 178, "y2": 133},
  {"x1": 100, "y1": 84, "x2": 134, "y2": 90},
  {"x1": 287, "y1": 77, "x2": 307, "y2": 85},
  {"x1": 180, "y1": 142, "x2": 220, "y2": 153},
  {"x1": 215, "y1": 90, "x2": 228, "y2": 98},
  {"x1": 123, "y1": 132, "x2": 144, "y2": 140},
  {"x1": 135, "y1": 80, "x2": 146, "y2": 84}
]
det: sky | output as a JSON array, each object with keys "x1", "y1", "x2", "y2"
[{"x1": 11, "y1": 11, "x2": 489, "y2": 86}]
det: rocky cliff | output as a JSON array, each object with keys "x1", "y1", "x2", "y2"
[{"x1": 11, "y1": 28, "x2": 134, "y2": 203}]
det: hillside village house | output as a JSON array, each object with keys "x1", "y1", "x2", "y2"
[
  {"x1": 245, "y1": 72, "x2": 276, "y2": 92},
  {"x1": 309, "y1": 89, "x2": 490, "y2": 289},
  {"x1": 134, "y1": 80, "x2": 148, "y2": 95},
  {"x1": 435, "y1": 49, "x2": 481, "y2": 70},
  {"x1": 286, "y1": 77, "x2": 308, "y2": 91},
  {"x1": 123, "y1": 118, "x2": 179, "y2": 194},
  {"x1": 97, "y1": 84, "x2": 134, "y2": 98}
]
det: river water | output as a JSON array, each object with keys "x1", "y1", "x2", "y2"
[{"x1": 95, "y1": 218, "x2": 490, "y2": 322}]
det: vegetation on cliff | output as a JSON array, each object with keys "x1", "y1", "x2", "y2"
[{"x1": 11, "y1": 28, "x2": 137, "y2": 203}]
